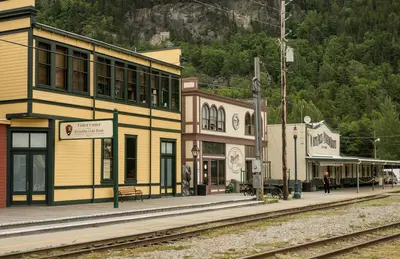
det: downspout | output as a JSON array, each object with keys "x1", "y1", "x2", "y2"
[
  {"x1": 92, "y1": 48, "x2": 96, "y2": 203},
  {"x1": 149, "y1": 61, "x2": 152, "y2": 198}
]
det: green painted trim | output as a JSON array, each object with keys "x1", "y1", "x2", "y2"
[
  {"x1": 160, "y1": 139, "x2": 177, "y2": 196},
  {"x1": 0, "y1": 27, "x2": 30, "y2": 36},
  {"x1": 27, "y1": 23, "x2": 33, "y2": 114},
  {"x1": 6, "y1": 127, "x2": 11, "y2": 207},
  {"x1": 113, "y1": 110, "x2": 119, "y2": 208},
  {"x1": 0, "y1": 6, "x2": 37, "y2": 21},
  {"x1": 0, "y1": 99, "x2": 28, "y2": 104},
  {"x1": 48, "y1": 119, "x2": 55, "y2": 205},
  {"x1": 124, "y1": 134, "x2": 138, "y2": 184},
  {"x1": 153, "y1": 127, "x2": 181, "y2": 133}
]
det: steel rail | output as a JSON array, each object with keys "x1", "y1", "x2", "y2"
[
  {"x1": 240, "y1": 222, "x2": 400, "y2": 259},
  {"x1": 307, "y1": 232, "x2": 400, "y2": 259},
  {"x1": 0, "y1": 194, "x2": 390, "y2": 259}
]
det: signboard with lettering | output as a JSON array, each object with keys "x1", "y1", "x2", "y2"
[
  {"x1": 308, "y1": 123, "x2": 340, "y2": 156},
  {"x1": 59, "y1": 120, "x2": 113, "y2": 140}
]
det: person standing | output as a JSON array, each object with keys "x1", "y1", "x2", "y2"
[{"x1": 323, "y1": 172, "x2": 330, "y2": 194}]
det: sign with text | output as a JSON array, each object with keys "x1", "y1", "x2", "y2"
[{"x1": 60, "y1": 120, "x2": 113, "y2": 140}]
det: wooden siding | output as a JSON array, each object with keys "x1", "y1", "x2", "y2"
[
  {"x1": 152, "y1": 109, "x2": 181, "y2": 120},
  {"x1": 0, "y1": 125, "x2": 6, "y2": 208},
  {"x1": 12, "y1": 195, "x2": 27, "y2": 201},
  {"x1": 0, "y1": 32, "x2": 28, "y2": 101},
  {"x1": 95, "y1": 111, "x2": 149, "y2": 127},
  {"x1": 11, "y1": 118, "x2": 48, "y2": 128},
  {"x1": 152, "y1": 119, "x2": 181, "y2": 131},
  {"x1": 34, "y1": 29, "x2": 93, "y2": 52},
  {"x1": 54, "y1": 189, "x2": 92, "y2": 202},
  {"x1": 32, "y1": 102, "x2": 92, "y2": 119},
  {"x1": 141, "y1": 49, "x2": 181, "y2": 68},
  {"x1": 54, "y1": 120, "x2": 93, "y2": 186},
  {"x1": 33, "y1": 90, "x2": 93, "y2": 107},
  {"x1": 32, "y1": 195, "x2": 46, "y2": 201},
  {"x1": 95, "y1": 100, "x2": 149, "y2": 116},
  {"x1": 0, "y1": 18, "x2": 31, "y2": 33},
  {"x1": 0, "y1": 0, "x2": 35, "y2": 11},
  {"x1": 0, "y1": 103, "x2": 27, "y2": 118}
]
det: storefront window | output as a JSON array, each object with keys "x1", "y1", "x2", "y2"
[
  {"x1": 12, "y1": 133, "x2": 29, "y2": 148},
  {"x1": 202, "y1": 142, "x2": 225, "y2": 155},
  {"x1": 102, "y1": 139, "x2": 113, "y2": 181},
  {"x1": 126, "y1": 136, "x2": 137, "y2": 181}
]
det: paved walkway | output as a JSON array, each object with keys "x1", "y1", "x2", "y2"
[
  {"x1": 0, "y1": 186, "x2": 398, "y2": 255},
  {"x1": 0, "y1": 194, "x2": 254, "y2": 225}
]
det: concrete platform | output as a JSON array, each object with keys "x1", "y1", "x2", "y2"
[{"x1": 0, "y1": 186, "x2": 398, "y2": 255}]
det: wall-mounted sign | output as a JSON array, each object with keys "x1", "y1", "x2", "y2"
[
  {"x1": 319, "y1": 162, "x2": 343, "y2": 167},
  {"x1": 228, "y1": 147, "x2": 244, "y2": 174},
  {"x1": 60, "y1": 120, "x2": 113, "y2": 140},
  {"x1": 232, "y1": 113, "x2": 239, "y2": 130},
  {"x1": 312, "y1": 132, "x2": 337, "y2": 149}
]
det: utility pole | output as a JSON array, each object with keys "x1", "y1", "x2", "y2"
[
  {"x1": 280, "y1": 0, "x2": 289, "y2": 200},
  {"x1": 253, "y1": 57, "x2": 264, "y2": 201}
]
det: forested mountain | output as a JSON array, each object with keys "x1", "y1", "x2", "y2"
[{"x1": 35, "y1": 0, "x2": 400, "y2": 159}]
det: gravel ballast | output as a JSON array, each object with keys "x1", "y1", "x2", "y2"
[{"x1": 88, "y1": 198, "x2": 400, "y2": 259}]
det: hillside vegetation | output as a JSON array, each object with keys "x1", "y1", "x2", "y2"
[{"x1": 35, "y1": 0, "x2": 400, "y2": 159}]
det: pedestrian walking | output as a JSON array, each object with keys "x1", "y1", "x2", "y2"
[{"x1": 323, "y1": 172, "x2": 330, "y2": 194}]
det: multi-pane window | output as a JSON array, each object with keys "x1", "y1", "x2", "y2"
[
  {"x1": 126, "y1": 136, "x2": 137, "y2": 181},
  {"x1": 217, "y1": 108, "x2": 225, "y2": 131},
  {"x1": 127, "y1": 65, "x2": 137, "y2": 102},
  {"x1": 202, "y1": 104, "x2": 210, "y2": 129},
  {"x1": 151, "y1": 72, "x2": 159, "y2": 107},
  {"x1": 38, "y1": 42, "x2": 51, "y2": 86},
  {"x1": 72, "y1": 51, "x2": 88, "y2": 92},
  {"x1": 139, "y1": 69, "x2": 148, "y2": 103},
  {"x1": 210, "y1": 106, "x2": 217, "y2": 130},
  {"x1": 202, "y1": 142, "x2": 225, "y2": 155},
  {"x1": 171, "y1": 77, "x2": 179, "y2": 110},
  {"x1": 102, "y1": 139, "x2": 113, "y2": 181},
  {"x1": 161, "y1": 74, "x2": 169, "y2": 108},
  {"x1": 97, "y1": 57, "x2": 111, "y2": 96},
  {"x1": 115, "y1": 62, "x2": 125, "y2": 99},
  {"x1": 55, "y1": 46, "x2": 67, "y2": 90}
]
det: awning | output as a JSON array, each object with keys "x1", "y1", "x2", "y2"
[{"x1": 306, "y1": 154, "x2": 400, "y2": 166}]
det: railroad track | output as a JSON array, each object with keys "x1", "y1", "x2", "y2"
[
  {"x1": 240, "y1": 222, "x2": 400, "y2": 259},
  {"x1": 0, "y1": 194, "x2": 391, "y2": 259}
]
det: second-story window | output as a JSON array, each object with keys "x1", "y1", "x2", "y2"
[
  {"x1": 97, "y1": 57, "x2": 111, "y2": 96},
  {"x1": 139, "y1": 68, "x2": 148, "y2": 103},
  {"x1": 55, "y1": 46, "x2": 67, "y2": 90},
  {"x1": 217, "y1": 108, "x2": 225, "y2": 131},
  {"x1": 161, "y1": 74, "x2": 169, "y2": 108},
  {"x1": 151, "y1": 72, "x2": 159, "y2": 107},
  {"x1": 202, "y1": 104, "x2": 210, "y2": 129},
  {"x1": 38, "y1": 42, "x2": 51, "y2": 86},
  {"x1": 171, "y1": 77, "x2": 179, "y2": 110},
  {"x1": 127, "y1": 65, "x2": 137, "y2": 102},
  {"x1": 72, "y1": 51, "x2": 88, "y2": 92},
  {"x1": 115, "y1": 62, "x2": 124, "y2": 99},
  {"x1": 210, "y1": 106, "x2": 217, "y2": 131}
]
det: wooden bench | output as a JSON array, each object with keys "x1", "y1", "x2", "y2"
[{"x1": 118, "y1": 186, "x2": 143, "y2": 202}]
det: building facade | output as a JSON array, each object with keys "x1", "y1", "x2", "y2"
[
  {"x1": 0, "y1": 0, "x2": 182, "y2": 207},
  {"x1": 182, "y1": 78, "x2": 268, "y2": 194},
  {"x1": 268, "y1": 121, "x2": 400, "y2": 189}
]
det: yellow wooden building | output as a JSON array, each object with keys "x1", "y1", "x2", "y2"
[{"x1": 0, "y1": 0, "x2": 182, "y2": 206}]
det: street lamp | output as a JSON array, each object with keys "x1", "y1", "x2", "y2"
[
  {"x1": 374, "y1": 138, "x2": 380, "y2": 159},
  {"x1": 293, "y1": 126, "x2": 301, "y2": 199},
  {"x1": 191, "y1": 145, "x2": 199, "y2": 196}
]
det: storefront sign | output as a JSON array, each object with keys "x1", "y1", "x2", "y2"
[
  {"x1": 60, "y1": 120, "x2": 113, "y2": 140},
  {"x1": 312, "y1": 132, "x2": 337, "y2": 149},
  {"x1": 228, "y1": 147, "x2": 244, "y2": 174},
  {"x1": 319, "y1": 162, "x2": 343, "y2": 167}
]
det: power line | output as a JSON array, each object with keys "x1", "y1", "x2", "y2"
[{"x1": 193, "y1": 0, "x2": 280, "y2": 29}]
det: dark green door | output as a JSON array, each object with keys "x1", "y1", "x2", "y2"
[
  {"x1": 160, "y1": 141, "x2": 176, "y2": 196},
  {"x1": 11, "y1": 152, "x2": 47, "y2": 205}
]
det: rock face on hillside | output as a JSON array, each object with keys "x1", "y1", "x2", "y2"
[{"x1": 123, "y1": 1, "x2": 280, "y2": 43}]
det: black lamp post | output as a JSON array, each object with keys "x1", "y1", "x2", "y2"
[
  {"x1": 293, "y1": 126, "x2": 301, "y2": 199},
  {"x1": 191, "y1": 145, "x2": 199, "y2": 196}
]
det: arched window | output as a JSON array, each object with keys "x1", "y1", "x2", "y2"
[
  {"x1": 245, "y1": 113, "x2": 251, "y2": 135},
  {"x1": 202, "y1": 104, "x2": 210, "y2": 129},
  {"x1": 217, "y1": 108, "x2": 225, "y2": 131},
  {"x1": 210, "y1": 106, "x2": 217, "y2": 131}
]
